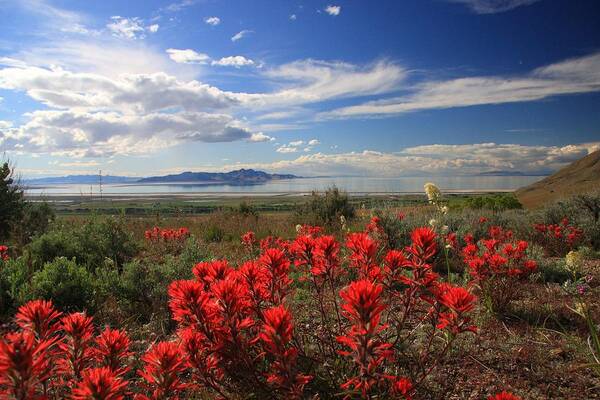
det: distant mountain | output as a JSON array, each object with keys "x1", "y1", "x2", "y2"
[
  {"x1": 516, "y1": 150, "x2": 600, "y2": 208},
  {"x1": 477, "y1": 170, "x2": 548, "y2": 177},
  {"x1": 24, "y1": 175, "x2": 137, "y2": 185},
  {"x1": 137, "y1": 169, "x2": 300, "y2": 184}
]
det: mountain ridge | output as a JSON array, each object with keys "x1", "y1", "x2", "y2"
[
  {"x1": 515, "y1": 150, "x2": 600, "y2": 208},
  {"x1": 24, "y1": 169, "x2": 300, "y2": 185}
]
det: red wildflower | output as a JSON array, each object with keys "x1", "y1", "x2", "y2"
[
  {"x1": 192, "y1": 260, "x2": 233, "y2": 288},
  {"x1": 290, "y1": 235, "x2": 317, "y2": 268},
  {"x1": 488, "y1": 392, "x2": 522, "y2": 400},
  {"x1": 407, "y1": 227, "x2": 437, "y2": 264},
  {"x1": 71, "y1": 367, "x2": 128, "y2": 400},
  {"x1": 346, "y1": 232, "x2": 378, "y2": 278},
  {"x1": 59, "y1": 313, "x2": 95, "y2": 380},
  {"x1": 241, "y1": 231, "x2": 256, "y2": 248},
  {"x1": 15, "y1": 300, "x2": 62, "y2": 341},
  {"x1": 337, "y1": 280, "x2": 393, "y2": 397},
  {"x1": 138, "y1": 341, "x2": 187, "y2": 399},
  {"x1": 436, "y1": 286, "x2": 477, "y2": 334},
  {"x1": 168, "y1": 280, "x2": 217, "y2": 332},
  {"x1": 260, "y1": 248, "x2": 292, "y2": 303},
  {"x1": 0, "y1": 331, "x2": 54, "y2": 399},
  {"x1": 311, "y1": 235, "x2": 341, "y2": 278},
  {"x1": 260, "y1": 306, "x2": 311, "y2": 399},
  {"x1": 391, "y1": 376, "x2": 413, "y2": 399},
  {"x1": 92, "y1": 328, "x2": 132, "y2": 374},
  {"x1": 0, "y1": 245, "x2": 8, "y2": 261}
]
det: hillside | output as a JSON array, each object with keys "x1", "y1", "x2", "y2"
[
  {"x1": 516, "y1": 149, "x2": 600, "y2": 208},
  {"x1": 137, "y1": 169, "x2": 299, "y2": 183}
]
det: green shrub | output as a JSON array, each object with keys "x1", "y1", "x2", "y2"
[
  {"x1": 22, "y1": 257, "x2": 96, "y2": 312},
  {"x1": 0, "y1": 257, "x2": 31, "y2": 317},
  {"x1": 463, "y1": 193, "x2": 522, "y2": 211},
  {"x1": 297, "y1": 186, "x2": 355, "y2": 226},
  {"x1": 27, "y1": 216, "x2": 139, "y2": 271},
  {"x1": 204, "y1": 225, "x2": 224, "y2": 243},
  {"x1": 11, "y1": 202, "x2": 55, "y2": 248}
]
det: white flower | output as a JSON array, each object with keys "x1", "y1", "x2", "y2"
[
  {"x1": 295, "y1": 224, "x2": 302, "y2": 233},
  {"x1": 429, "y1": 219, "x2": 437, "y2": 227},
  {"x1": 440, "y1": 205, "x2": 449, "y2": 214},
  {"x1": 424, "y1": 182, "x2": 441, "y2": 204}
]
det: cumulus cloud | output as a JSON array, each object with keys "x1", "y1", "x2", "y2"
[
  {"x1": 325, "y1": 5, "x2": 341, "y2": 16},
  {"x1": 204, "y1": 16, "x2": 221, "y2": 25},
  {"x1": 248, "y1": 132, "x2": 274, "y2": 142},
  {"x1": 147, "y1": 24, "x2": 159, "y2": 33},
  {"x1": 166, "y1": 48, "x2": 211, "y2": 64},
  {"x1": 325, "y1": 52, "x2": 600, "y2": 118},
  {"x1": 0, "y1": 66, "x2": 240, "y2": 113},
  {"x1": 1, "y1": 110, "x2": 259, "y2": 157},
  {"x1": 223, "y1": 142, "x2": 600, "y2": 177},
  {"x1": 290, "y1": 14, "x2": 297, "y2": 20},
  {"x1": 449, "y1": 0, "x2": 541, "y2": 14},
  {"x1": 211, "y1": 56, "x2": 255, "y2": 68},
  {"x1": 276, "y1": 145, "x2": 299, "y2": 154},
  {"x1": 231, "y1": 30, "x2": 253, "y2": 42}
]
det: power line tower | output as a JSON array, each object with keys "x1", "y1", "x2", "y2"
[{"x1": 99, "y1": 169, "x2": 103, "y2": 200}]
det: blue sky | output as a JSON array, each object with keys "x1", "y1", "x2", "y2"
[{"x1": 0, "y1": 0, "x2": 599, "y2": 177}]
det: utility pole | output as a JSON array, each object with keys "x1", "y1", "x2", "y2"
[{"x1": 99, "y1": 169, "x2": 103, "y2": 200}]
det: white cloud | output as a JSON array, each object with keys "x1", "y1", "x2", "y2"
[
  {"x1": 325, "y1": 5, "x2": 341, "y2": 16},
  {"x1": 308, "y1": 139, "x2": 320, "y2": 146},
  {"x1": 0, "y1": 66, "x2": 239, "y2": 113},
  {"x1": 204, "y1": 16, "x2": 221, "y2": 26},
  {"x1": 289, "y1": 140, "x2": 304, "y2": 146},
  {"x1": 243, "y1": 59, "x2": 406, "y2": 108},
  {"x1": 166, "y1": 48, "x2": 211, "y2": 64},
  {"x1": 148, "y1": 24, "x2": 160, "y2": 33},
  {"x1": 211, "y1": 56, "x2": 255, "y2": 68},
  {"x1": 325, "y1": 52, "x2": 600, "y2": 118},
  {"x1": 276, "y1": 145, "x2": 299, "y2": 154},
  {"x1": 449, "y1": 0, "x2": 541, "y2": 14},
  {"x1": 223, "y1": 142, "x2": 600, "y2": 177},
  {"x1": 290, "y1": 14, "x2": 297, "y2": 20},
  {"x1": 248, "y1": 132, "x2": 274, "y2": 142},
  {"x1": 107, "y1": 16, "x2": 146, "y2": 39},
  {"x1": 164, "y1": 0, "x2": 198, "y2": 12},
  {"x1": 231, "y1": 30, "x2": 253, "y2": 42},
  {"x1": 2, "y1": 110, "x2": 259, "y2": 157}
]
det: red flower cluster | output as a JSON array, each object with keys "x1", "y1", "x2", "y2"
[
  {"x1": 0, "y1": 245, "x2": 8, "y2": 261},
  {"x1": 463, "y1": 227, "x2": 537, "y2": 280},
  {"x1": 1, "y1": 222, "x2": 479, "y2": 399},
  {"x1": 462, "y1": 226, "x2": 537, "y2": 312},
  {"x1": 488, "y1": 392, "x2": 522, "y2": 400},
  {"x1": 241, "y1": 230, "x2": 256, "y2": 249},
  {"x1": 533, "y1": 217, "x2": 583, "y2": 255},
  {"x1": 144, "y1": 226, "x2": 190, "y2": 242},
  {"x1": 0, "y1": 300, "x2": 132, "y2": 399}
]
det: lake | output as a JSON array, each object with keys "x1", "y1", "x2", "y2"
[{"x1": 23, "y1": 176, "x2": 544, "y2": 197}]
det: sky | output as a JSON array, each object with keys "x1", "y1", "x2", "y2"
[{"x1": 0, "y1": 0, "x2": 599, "y2": 178}]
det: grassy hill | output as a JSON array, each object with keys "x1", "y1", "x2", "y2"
[{"x1": 516, "y1": 149, "x2": 600, "y2": 208}]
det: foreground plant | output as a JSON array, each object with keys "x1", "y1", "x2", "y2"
[
  {"x1": 462, "y1": 226, "x2": 537, "y2": 313},
  {"x1": 0, "y1": 222, "x2": 480, "y2": 399}
]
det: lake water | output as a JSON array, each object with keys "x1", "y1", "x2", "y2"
[{"x1": 24, "y1": 176, "x2": 544, "y2": 197}]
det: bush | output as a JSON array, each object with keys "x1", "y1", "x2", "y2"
[
  {"x1": 203, "y1": 225, "x2": 225, "y2": 242},
  {"x1": 11, "y1": 202, "x2": 55, "y2": 247},
  {"x1": 0, "y1": 257, "x2": 30, "y2": 317},
  {"x1": 22, "y1": 257, "x2": 96, "y2": 312},
  {"x1": 27, "y1": 216, "x2": 138, "y2": 271},
  {"x1": 297, "y1": 186, "x2": 355, "y2": 226},
  {"x1": 463, "y1": 193, "x2": 522, "y2": 211}
]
